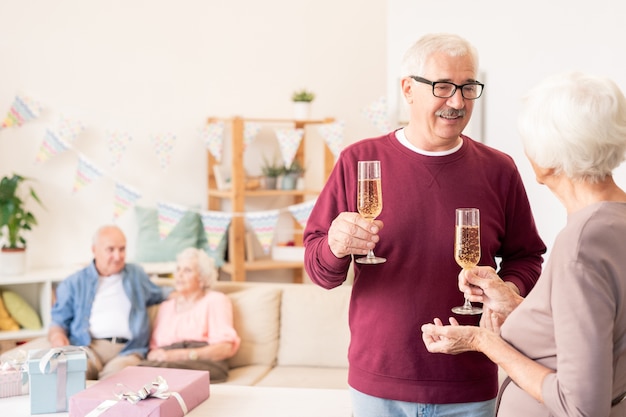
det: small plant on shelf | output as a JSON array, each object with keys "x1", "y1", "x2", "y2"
[
  {"x1": 261, "y1": 158, "x2": 285, "y2": 178},
  {"x1": 261, "y1": 158, "x2": 284, "y2": 190},
  {"x1": 282, "y1": 160, "x2": 305, "y2": 190},
  {"x1": 291, "y1": 89, "x2": 315, "y2": 103},
  {"x1": 283, "y1": 160, "x2": 305, "y2": 176}
]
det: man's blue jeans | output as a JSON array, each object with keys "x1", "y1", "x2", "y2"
[{"x1": 350, "y1": 387, "x2": 496, "y2": 417}]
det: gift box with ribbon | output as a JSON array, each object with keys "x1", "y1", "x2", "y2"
[
  {"x1": 69, "y1": 366, "x2": 210, "y2": 417},
  {"x1": 0, "y1": 350, "x2": 29, "y2": 398},
  {"x1": 27, "y1": 347, "x2": 87, "y2": 414}
]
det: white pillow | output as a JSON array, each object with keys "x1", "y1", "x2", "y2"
[
  {"x1": 277, "y1": 285, "x2": 351, "y2": 368},
  {"x1": 227, "y1": 286, "x2": 282, "y2": 368}
]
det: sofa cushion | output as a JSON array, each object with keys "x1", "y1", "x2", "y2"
[
  {"x1": 227, "y1": 286, "x2": 282, "y2": 368},
  {"x1": 2, "y1": 290, "x2": 42, "y2": 330},
  {"x1": 277, "y1": 284, "x2": 351, "y2": 368}
]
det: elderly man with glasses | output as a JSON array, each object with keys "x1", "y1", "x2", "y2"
[{"x1": 303, "y1": 33, "x2": 546, "y2": 417}]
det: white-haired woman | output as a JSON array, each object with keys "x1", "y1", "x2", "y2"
[
  {"x1": 141, "y1": 247, "x2": 240, "y2": 382},
  {"x1": 422, "y1": 72, "x2": 626, "y2": 416}
]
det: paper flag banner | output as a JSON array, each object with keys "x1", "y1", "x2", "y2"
[
  {"x1": 113, "y1": 182, "x2": 142, "y2": 220},
  {"x1": 317, "y1": 121, "x2": 345, "y2": 160},
  {"x1": 243, "y1": 122, "x2": 262, "y2": 150},
  {"x1": 157, "y1": 201, "x2": 187, "y2": 240},
  {"x1": 53, "y1": 116, "x2": 84, "y2": 143},
  {"x1": 1, "y1": 94, "x2": 42, "y2": 128},
  {"x1": 200, "y1": 210, "x2": 232, "y2": 251},
  {"x1": 245, "y1": 210, "x2": 280, "y2": 254},
  {"x1": 287, "y1": 199, "x2": 317, "y2": 228},
  {"x1": 73, "y1": 155, "x2": 104, "y2": 193},
  {"x1": 200, "y1": 121, "x2": 225, "y2": 162},
  {"x1": 35, "y1": 129, "x2": 71, "y2": 163},
  {"x1": 152, "y1": 133, "x2": 177, "y2": 170},
  {"x1": 106, "y1": 130, "x2": 133, "y2": 168},
  {"x1": 274, "y1": 127, "x2": 304, "y2": 169},
  {"x1": 362, "y1": 96, "x2": 392, "y2": 133}
]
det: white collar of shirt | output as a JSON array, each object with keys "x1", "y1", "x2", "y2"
[{"x1": 395, "y1": 128, "x2": 463, "y2": 156}]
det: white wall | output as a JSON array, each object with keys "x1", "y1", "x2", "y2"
[
  {"x1": 0, "y1": 0, "x2": 387, "y2": 269},
  {"x1": 388, "y1": 0, "x2": 626, "y2": 254}
]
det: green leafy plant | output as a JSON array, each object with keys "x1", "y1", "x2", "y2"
[
  {"x1": 291, "y1": 89, "x2": 316, "y2": 102},
  {"x1": 0, "y1": 174, "x2": 44, "y2": 249},
  {"x1": 261, "y1": 158, "x2": 285, "y2": 178},
  {"x1": 284, "y1": 160, "x2": 305, "y2": 176}
]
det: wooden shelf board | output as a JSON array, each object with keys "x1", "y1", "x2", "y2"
[
  {"x1": 221, "y1": 260, "x2": 303, "y2": 274},
  {"x1": 208, "y1": 188, "x2": 320, "y2": 198}
]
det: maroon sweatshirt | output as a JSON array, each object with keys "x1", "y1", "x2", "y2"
[{"x1": 304, "y1": 131, "x2": 546, "y2": 404}]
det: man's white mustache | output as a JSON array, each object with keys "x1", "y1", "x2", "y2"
[{"x1": 436, "y1": 109, "x2": 466, "y2": 118}]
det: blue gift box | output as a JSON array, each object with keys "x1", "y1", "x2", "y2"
[{"x1": 28, "y1": 347, "x2": 87, "y2": 414}]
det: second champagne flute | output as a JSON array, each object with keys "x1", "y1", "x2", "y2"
[
  {"x1": 356, "y1": 160, "x2": 386, "y2": 264},
  {"x1": 451, "y1": 208, "x2": 483, "y2": 315}
]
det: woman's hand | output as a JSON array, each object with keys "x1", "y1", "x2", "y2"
[
  {"x1": 147, "y1": 348, "x2": 169, "y2": 362},
  {"x1": 421, "y1": 317, "x2": 482, "y2": 355},
  {"x1": 458, "y1": 266, "x2": 524, "y2": 326}
]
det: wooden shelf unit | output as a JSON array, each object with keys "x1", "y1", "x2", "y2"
[{"x1": 207, "y1": 116, "x2": 335, "y2": 282}]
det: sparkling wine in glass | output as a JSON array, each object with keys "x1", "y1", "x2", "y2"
[
  {"x1": 452, "y1": 208, "x2": 483, "y2": 315},
  {"x1": 355, "y1": 160, "x2": 386, "y2": 264}
]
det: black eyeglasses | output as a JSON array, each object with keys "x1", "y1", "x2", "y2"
[{"x1": 410, "y1": 76, "x2": 484, "y2": 100}]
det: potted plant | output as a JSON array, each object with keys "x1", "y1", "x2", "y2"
[
  {"x1": 261, "y1": 158, "x2": 284, "y2": 190},
  {"x1": 291, "y1": 89, "x2": 315, "y2": 120},
  {"x1": 281, "y1": 160, "x2": 305, "y2": 190},
  {"x1": 0, "y1": 174, "x2": 44, "y2": 275}
]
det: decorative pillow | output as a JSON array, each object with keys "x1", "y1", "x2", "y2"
[
  {"x1": 0, "y1": 293, "x2": 20, "y2": 331},
  {"x1": 134, "y1": 206, "x2": 226, "y2": 266},
  {"x1": 2, "y1": 290, "x2": 42, "y2": 330},
  {"x1": 277, "y1": 284, "x2": 351, "y2": 368},
  {"x1": 226, "y1": 286, "x2": 282, "y2": 369}
]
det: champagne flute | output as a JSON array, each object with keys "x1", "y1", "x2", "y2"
[
  {"x1": 452, "y1": 208, "x2": 483, "y2": 315},
  {"x1": 355, "y1": 160, "x2": 386, "y2": 264}
]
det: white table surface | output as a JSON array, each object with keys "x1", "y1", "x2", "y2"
[{"x1": 2, "y1": 384, "x2": 352, "y2": 417}]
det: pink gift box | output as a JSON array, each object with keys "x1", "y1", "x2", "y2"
[
  {"x1": 0, "y1": 368, "x2": 29, "y2": 398},
  {"x1": 69, "y1": 366, "x2": 210, "y2": 417}
]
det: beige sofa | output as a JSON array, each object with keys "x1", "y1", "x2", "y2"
[
  {"x1": 2, "y1": 281, "x2": 352, "y2": 390},
  {"x1": 216, "y1": 281, "x2": 351, "y2": 388}
]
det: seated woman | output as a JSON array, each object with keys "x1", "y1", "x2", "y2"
[{"x1": 139, "y1": 247, "x2": 240, "y2": 383}]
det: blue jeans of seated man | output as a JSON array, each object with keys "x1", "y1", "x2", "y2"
[{"x1": 350, "y1": 388, "x2": 496, "y2": 417}]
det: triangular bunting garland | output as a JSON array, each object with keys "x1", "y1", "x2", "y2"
[
  {"x1": 152, "y1": 133, "x2": 177, "y2": 170},
  {"x1": 274, "y1": 127, "x2": 304, "y2": 169},
  {"x1": 245, "y1": 210, "x2": 280, "y2": 254},
  {"x1": 200, "y1": 121, "x2": 225, "y2": 162},
  {"x1": 243, "y1": 121, "x2": 262, "y2": 151},
  {"x1": 287, "y1": 199, "x2": 317, "y2": 228},
  {"x1": 317, "y1": 121, "x2": 345, "y2": 160},
  {"x1": 73, "y1": 155, "x2": 104, "y2": 192},
  {"x1": 35, "y1": 129, "x2": 71, "y2": 163},
  {"x1": 200, "y1": 210, "x2": 232, "y2": 251},
  {"x1": 1, "y1": 94, "x2": 42, "y2": 128},
  {"x1": 113, "y1": 182, "x2": 142, "y2": 220},
  {"x1": 156, "y1": 201, "x2": 187, "y2": 240},
  {"x1": 106, "y1": 130, "x2": 133, "y2": 168},
  {"x1": 362, "y1": 96, "x2": 392, "y2": 133}
]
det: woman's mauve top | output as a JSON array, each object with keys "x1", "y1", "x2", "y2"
[
  {"x1": 500, "y1": 202, "x2": 626, "y2": 416},
  {"x1": 149, "y1": 290, "x2": 241, "y2": 352}
]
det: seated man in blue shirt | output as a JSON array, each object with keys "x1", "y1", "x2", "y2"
[{"x1": 48, "y1": 225, "x2": 172, "y2": 379}]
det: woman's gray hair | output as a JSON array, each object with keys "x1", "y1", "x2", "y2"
[
  {"x1": 176, "y1": 247, "x2": 217, "y2": 289},
  {"x1": 518, "y1": 71, "x2": 626, "y2": 183},
  {"x1": 399, "y1": 33, "x2": 479, "y2": 78}
]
